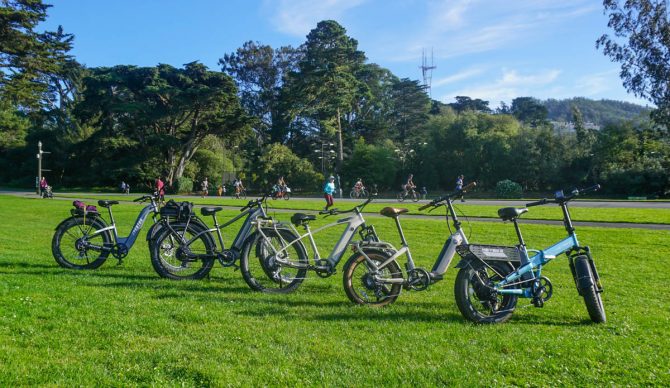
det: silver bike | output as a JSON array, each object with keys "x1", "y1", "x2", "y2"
[
  {"x1": 239, "y1": 197, "x2": 380, "y2": 293},
  {"x1": 343, "y1": 183, "x2": 476, "y2": 306}
]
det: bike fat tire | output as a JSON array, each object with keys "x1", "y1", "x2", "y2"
[
  {"x1": 574, "y1": 256, "x2": 606, "y2": 323},
  {"x1": 454, "y1": 261, "x2": 518, "y2": 324},
  {"x1": 240, "y1": 228, "x2": 308, "y2": 293},
  {"x1": 52, "y1": 216, "x2": 112, "y2": 269},
  {"x1": 342, "y1": 251, "x2": 403, "y2": 307},
  {"x1": 150, "y1": 221, "x2": 216, "y2": 280}
]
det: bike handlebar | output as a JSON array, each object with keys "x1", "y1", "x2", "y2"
[
  {"x1": 419, "y1": 182, "x2": 477, "y2": 211},
  {"x1": 525, "y1": 198, "x2": 548, "y2": 207},
  {"x1": 133, "y1": 194, "x2": 156, "y2": 203},
  {"x1": 320, "y1": 195, "x2": 375, "y2": 216},
  {"x1": 525, "y1": 184, "x2": 601, "y2": 207},
  {"x1": 240, "y1": 193, "x2": 269, "y2": 212}
]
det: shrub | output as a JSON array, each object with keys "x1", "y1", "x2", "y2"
[
  {"x1": 174, "y1": 177, "x2": 194, "y2": 194},
  {"x1": 496, "y1": 179, "x2": 523, "y2": 198}
]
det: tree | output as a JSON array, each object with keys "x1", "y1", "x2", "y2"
[
  {"x1": 0, "y1": 0, "x2": 75, "y2": 109},
  {"x1": 75, "y1": 63, "x2": 251, "y2": 185},
  {"x1": 597, "y1": 0, "x2": 670, "y2": 126},
  {"x1": 511, "y1": 97, "x2": 548, "y2": 126},
  {"x1": 449, "y1": 96, "x2": 491, "y2": 114},
  {"x1": 219, "y1": 41, "x2": 301, "y2": 144},
  {"x1": 290, "y1": 20, "x2": 367, "y2": 170}
]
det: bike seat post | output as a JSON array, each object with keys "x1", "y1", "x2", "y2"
[
  {"x1": 513, "y1": 219, "x2": 526, "y2": 247},
  {"x1": 393, "y1": 216, "x2": 409, "y2": 246}
]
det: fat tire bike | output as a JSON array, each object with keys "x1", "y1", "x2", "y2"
[
  {"x1": 148, "y1": 194, "x2": 298, "y2": 280},
  {"x1": 240, "y1": 197, "x2": 381, "y2": 294},
  {"x1": 343, "y1": 183, "x2": 476, "y2": 307},
  {"x1": 52, "y1": 194, "x2": 162, "y2": 270},
  {"x1": 453, "y1": 184, "x2": 606, "y2": 324}
]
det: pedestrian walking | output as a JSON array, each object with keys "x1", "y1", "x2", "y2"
[{"x1": 323, "y1": 175, "x2": 336, "y2": 211}]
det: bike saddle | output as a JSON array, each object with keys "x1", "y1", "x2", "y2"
[
  {"x1": 497, "y1": 207, "x2": 528, "y2": 221},
  {"x1": 291, "y1": 213, "x2": 316, "y2": 226},
  {"x1": 380, "y1": 207, "x2": 409, "y2": 218},
  {"x1": 201, "y1": 206, "x2": 223, "y2": 216},
  {"x1": 97, "y1": 200, "x2": 119, "y2": 208}
]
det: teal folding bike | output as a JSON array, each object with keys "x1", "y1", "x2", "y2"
[{"x1": 453, "y1": 184, "x2": 605, "y2": 324}]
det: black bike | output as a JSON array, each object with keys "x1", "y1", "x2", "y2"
[{"x1": 148, "y1": 194, "x2": 299, "y2": 280}]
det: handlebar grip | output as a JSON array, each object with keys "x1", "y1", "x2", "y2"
[
  {"x1": 526, "y1": 198, "x2": 548, "y2": 207},
  {"x1": 462, "y1": 181, "x2": 477, "y2": 192},
  {"x1": 580, "y1": 184, "x2": 601, "y2": 195}
]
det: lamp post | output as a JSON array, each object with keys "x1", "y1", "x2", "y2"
[
  {"x1": 36, "y1": 141, "x2": 51, "y2": 195},
  {"x1": 314, "y1": 142, "x2": 335, "y2": 174}
]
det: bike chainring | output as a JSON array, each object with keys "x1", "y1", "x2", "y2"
[
  {"x1": 217, "y1": 250, "x2": 237, "y2": 267},
  {"x1": 532, "y1": 276, "x2": 553, "y2": 307},
  {"x1": 407, "y1": 268, "x2": 431, "y2": 291},
  {"x1": 314, "y1": 259, "x2": 335, "y2": 278},
  {"x1": 110, "y1": 243, "x2": 129, "y2": 260}
]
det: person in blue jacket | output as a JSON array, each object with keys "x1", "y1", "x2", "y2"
[{"x1": 323, "y1": 175, "x2": 336, "y2": 210}]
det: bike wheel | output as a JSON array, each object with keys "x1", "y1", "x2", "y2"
[
  {"x1": 411, "y1": 191, "x2": 419, "y2": 202},
  {"x1": 52, "y1": 217, "x2": 112, "y2": 269},
  {"x1": 240, "y1": 228, "x2": 308, "y2": 293},
  {"x1": 283, "y1": 193, "x2": 290, "y2": 200},
  {"x1": 574, "y1": 256, "x2": 606, "y2": 323},
  {"x1": 396, "y1": 192, "x2": 405, "y2": 202},
  {"x1": 240, "y1": 190, "x2": 247, "y2": 199},
  {"x1": 350, "y1": 190, "x2": 357, "y2": 199},
  {"x1": 454, "y1": 261, "x2": 518, "y2": 323},
  {"x1": 150, "y1": 221, "x2": 216, "y2": 280},
  {"x1": 343, "y1": 251, "x2": 403, "y2": 307}
]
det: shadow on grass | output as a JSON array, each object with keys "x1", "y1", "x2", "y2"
[{"x1": 0, "y1": 260, "x2": 55, "y2": 269}]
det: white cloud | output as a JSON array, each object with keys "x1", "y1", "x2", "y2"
[
  {"x1": 264, "y1": 0, "x2": 367, "y2": 37},
  {"x1": 433, "y1": 67, "x2": 485, "y2": 87},
  {"x1": 385, "y1": 0, "x2": 597, "y2": 62}
]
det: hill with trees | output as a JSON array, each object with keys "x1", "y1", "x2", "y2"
[{"x1": 543, "y1": 97, "x2": 651, "y2": 127}]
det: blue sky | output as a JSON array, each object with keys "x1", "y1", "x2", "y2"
[{"x1": 41, "y1": 0, "x2": 649, "y2": 108}]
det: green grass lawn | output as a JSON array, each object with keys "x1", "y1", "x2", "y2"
[
  {"x1": 0, "y1": 195, "x2": 668, "y2": 385},
  {"x1": 56, "y1": 192, "x2": 670, "y2": 225}
]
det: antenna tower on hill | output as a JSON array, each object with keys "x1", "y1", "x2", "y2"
[{"x1": 420, "y1": 48, "x2": 436, "y2": 97}]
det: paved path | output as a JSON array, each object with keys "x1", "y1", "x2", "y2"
[
  {"x1": 3, "y1": 190, "x2": 669, "y2": 231},
  {"x1": 3, "y1": 190, "x2": 670, "y2": 209}
]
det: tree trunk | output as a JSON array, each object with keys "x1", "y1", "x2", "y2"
[{"x1": 336, "y1": 106, "x2": 344, "y2": 171}]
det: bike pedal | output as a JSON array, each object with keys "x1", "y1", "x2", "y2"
[{"x1": 532, "y1": 298, "x2": 544, "y2": 308}]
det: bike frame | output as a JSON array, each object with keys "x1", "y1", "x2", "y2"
[
  {"x1": 494, "y1": 196, "x2": 585, "y2": 297},
  {"x1": 170, "y1": 200, "x2": 271, "y2": 259},
  {"x1": 88, "y1": 200, "x2": 159, "y2": 251},
  {"x1": 365, "y1": 197, "x2": 468, "y2": 284},
  {"x1": 254, "y1": 202, "x2": 373, "y2": 269}
]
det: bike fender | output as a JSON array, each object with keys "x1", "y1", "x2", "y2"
[
  {"x1": 146, "y1": 217, "x2": 209, "y2": 241},
  {"x1": 574, "y1": 257, "x2": 595, "y2": 290},
  {"x1": 454, "y1": 257, "x2": 517, "y2": 270},
  {"x1": 54, "y1": 215, "x2": 102, "y2": 231},
  {"x1": 454, "y1": 257, "x2": 478, "y2": 269}
]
